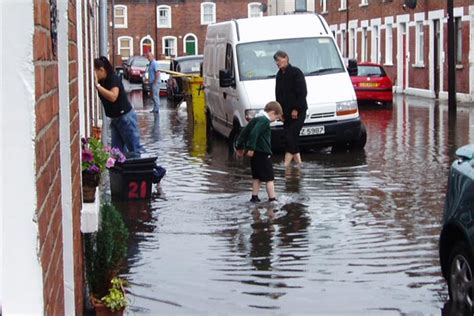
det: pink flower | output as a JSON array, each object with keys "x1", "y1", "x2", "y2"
[
  {"x1": 82, "y1": 148, "x2": 94, "y2": 162},
  {"x1": 106, "y1": 157, "x2": 116, "y2": 168}
]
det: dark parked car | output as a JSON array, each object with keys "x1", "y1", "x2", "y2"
[
  {"x1": 123, "y1": 55, "x2": 148, "y2": 83},
  {"x1": 439, "y1": 144, "x2": 474, "y2": 314},
  {"x1": 350, "y1": 62, "x2": 393, "y2": 107},
  {"x1": 166, "y1": 55, "x2": 203, "y2": 103}
]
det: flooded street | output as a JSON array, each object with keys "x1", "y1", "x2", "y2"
[{"x1": 115, "y1": 90, "x2": 473, "y2": 315}]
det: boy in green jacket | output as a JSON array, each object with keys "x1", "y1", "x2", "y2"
[{"x1": 236, "y1": 101, "x2": 283, "y2": 203}]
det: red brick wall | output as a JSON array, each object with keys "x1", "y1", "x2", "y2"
[
  {"x1": 109, "y1": 0, "x2": 268, "y2": 66},
  {"x1": 34, "y1": 0, "x2": 85, "y2": 314},
  {"x1": 33, "y1": 0, "x2": 65, "y2": 314},
  {"x1": 68, "y1": 1, "x2": 85, "y2": 315}
]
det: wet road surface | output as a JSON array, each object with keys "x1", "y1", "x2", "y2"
[{"x1": 114, "y1": 90, "x2": 473, "y2": 315}]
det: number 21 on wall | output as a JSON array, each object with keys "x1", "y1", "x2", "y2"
[{"x1": 128, "y1": 180, "x2": 148, "y2": 199}]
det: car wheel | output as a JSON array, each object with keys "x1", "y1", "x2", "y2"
[
  {"x1": 448, "y1": 241, "x2": 474, "y2": 313},
  {"x1": 348, "y1": 123, "x2": 367, "y2": 151},
  {"x1": 228, "y1": 123, "x2": 241, "y2": 152}
]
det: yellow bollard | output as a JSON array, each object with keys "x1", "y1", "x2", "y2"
[{"x1": 189, "y1": 76, "x2": 206, "y2": 125}]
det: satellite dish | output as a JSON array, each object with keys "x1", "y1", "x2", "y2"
[
  {"x1": 403, "y1": 0, "x2": 417, "y2": 10},
  {"x1": 260, "y1": 3, "x2": 267, "y2": 13}
]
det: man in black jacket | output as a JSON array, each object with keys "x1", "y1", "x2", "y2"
[{"x1": 274, "y1": 50, "x2": 308, "y2": 167}]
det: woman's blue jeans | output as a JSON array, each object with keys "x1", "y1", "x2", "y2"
[{"x1": 110, "y1": 110, "x2": 143, "y2": 158}]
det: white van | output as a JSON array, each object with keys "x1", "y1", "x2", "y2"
[{"x1": 203, "y1": 14, "x2": 366, "y2": 151}]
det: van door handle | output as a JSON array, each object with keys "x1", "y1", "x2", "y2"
[{"x1": 223, "y1": 92, "x2": 227, "y2": 99}]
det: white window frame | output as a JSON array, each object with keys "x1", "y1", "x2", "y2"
[
  {"x1": 140, "y1": 35, "x2": 154, "y2": 56},
  {"x1": 339, "y1": 0, "x2": 347, "y2": 10},
  {"x1": 385, "y1": 23, "x2": 393, "y2": 65},
  {"x1": 454, "y1": 16, "x2": 462, "y2": 64},
  {"x1": 117, "y1": 36, "x2": 133, "y2": 59},
  {"x1": 339, "y1": 28, "x2": 346, "y2": 57},
  {"x1": 360, "y1": 0, "x2": 368, "y2": 7},
  {"x1": 201, "y1": 2, "x2": 216, "y2": 25},
  {"x1": 183, "y1": 33, "x2": 198, "y2": 55},
  {"x1": 371, "y1": 22, "x2": 381, "y2": 63},
  {"x1": 349, "y1": 28, "x2": 356, "y2": 59},
  {"x1": 248, "y1": 2, "x2": 262, "y2": 18},
  {"x1": 114, "y1": 5, "x2": 127, "y2": 29},
  {"x1": 162, "y1": 36, "x2": 177, "y2": 57},
  {"x1": 361, "y1": 27, "x2": 368, "y2": 62},
  {"x1": 320, "y1": 0, "x2": 327, "y2": 13},
  {"x1": 415, "y1": 21, "x2": 424, "y2": 65},
  {"x1": 157, "y1": 5, "x2": 172, "y2": 28}
]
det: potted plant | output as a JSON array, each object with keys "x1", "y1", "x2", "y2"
[
  {"x1": 81, "y1": 138, "x2": 126, "y2": 202},
  {"x1": 84, "y1": 203, "x2": 129, "y2": 315}
]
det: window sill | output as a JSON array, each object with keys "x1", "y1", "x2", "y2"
[
  {"x1": 81, "y1": 187, "x2": 100, "y2": 233},
  {"x1": 114, "y1": 25, "x2": 127, "y2": 29},
  {"x1": 338, "y1": 8, "x2": 347, "y2": 12},
  {"x1": 412, "y1": 63, "x2": 425, "y2": 68},
  {"x1": 157, "y1": 25, "x2": 172, "y2": 29},
  {"x1": 456, "y1": 64, "x2": 464, "y2": 70},
  {"x1": 321, "y1": 10, "x2": 328, "y2": 15},
  {"x1": 359, "y1": 3, "x2": 368, "y2": 7},
  {"x1": 383, "y1": 63, "x2": 394, "y2": 67}
]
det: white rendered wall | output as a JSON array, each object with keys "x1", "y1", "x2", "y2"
[
  {"x1": 1, "y1": 0, "x2": 44, "y2": 314},
  {"x1": 57, "y1": 0, "x2": 76, "y2": 314},
  {"x1": 470, "y1": 5, "x2": 474, "y2": 101}
]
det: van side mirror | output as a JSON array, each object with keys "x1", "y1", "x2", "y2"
[
  {"x1": 219, "y1": 69, "x2": 234, "y2": 88},
  {"x1": 347, "y1": 59, "x2": 358, "y2": 77}
]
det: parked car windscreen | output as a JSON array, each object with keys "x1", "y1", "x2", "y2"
[
  {"x1": 357, "y1": 65, "x2": 385, "y2": 77},
  {"x1": 132, "y1": 58, "x2": 149, "y2": 67},
  {"x1": 176, "y1": 58, "x2": 202, "y2": 73},
  {"x1": 237, "y1": 37, "x2": 345, "y2": 81}
]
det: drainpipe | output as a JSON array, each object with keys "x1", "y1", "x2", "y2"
[
  {"x1": 99, "y1": 0, "x2": 109, "y2": 144},
  {"x1": 447, "y1": 0, "x2": 456, "y2": 113}
]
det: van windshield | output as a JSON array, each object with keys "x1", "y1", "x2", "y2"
[{"x1": 237, "y1": 37, "x2": 344, "y2": 81}]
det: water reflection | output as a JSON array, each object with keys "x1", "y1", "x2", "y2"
[{"x1": 123, "y1": 92, "x2": 474, "y2": 314}]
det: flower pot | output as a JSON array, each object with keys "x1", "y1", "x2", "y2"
[
  {"x1": 92, "y1": 300, "x2": 124, "y2": 316},
  {"x1": 82, "y1": 172, "x2": 100, "y2": 203}
]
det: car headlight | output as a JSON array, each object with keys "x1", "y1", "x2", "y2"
[
  {"x1": 245, "y1": 109, "x2": 261, "y2": 122},
  {"x1": 336, "y1": 100, "x2": 358, "y2": 116}
]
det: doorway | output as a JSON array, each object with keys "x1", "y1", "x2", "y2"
[{"x1": 433, "y1": 19, "x2": 440, "y2": 98}]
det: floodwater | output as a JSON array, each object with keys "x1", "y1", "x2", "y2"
[{"x1": 114, "y1": 90, "x2": 473, "y2": 315}]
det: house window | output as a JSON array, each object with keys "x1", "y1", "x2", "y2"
[
  {"x1": 320, "y1": 0, "x2": 327, "y2": 12},
  {"x1": 140, "y1": 36, "x2": 154, "y2": 56},
  {"x1": 349, "y1": 28, "x2": 356, "y2": 59},
  {"x1": 118, "y1": 36, "x2": 133, "y2": 59},
  {"x1": 201, "y1": 2, "x2": 216, "y2": 25},
  {"x1": 114, "y1": 5, "x2": 127, "y2": 28},
  {"x1": 415, "y1": 22, "x2": 424, "y2": 64},
  {"x1": 183, "y1": 34, "x2": 198, "y2": 55},
  {"x1": 162, "y1": 36, "x2": 177, "y2": 57},
  {"x1": 455, "y1": 17, "x2": 462, "y2": 64},
  {"x1": 340, "y1": 29, "x2": 346, "y2": 57},
  {"x1": 361, "y1": 27, "x2": 368, "y2": 62},
  {"x1": 340, "y1": 0, "x2": 347, "y2": 10},
  {"x1": 385, "y1": 23, "x2": 393, "y2": 64},
  {"x1": 372, "y1": 25, "x2": 379, "y2": 63},
  {"x1": 157, "y1": 5, "x2": 171, "y2": 28},
  {"x1": 360, "y1": 0, "x2": 368, "y2": 6},
  {"x1": 295, "y1": 0, "x2": 307, "y2": 12},
  {"x1": 248, "y1": 3, "x2": 262, "y2": 18}
]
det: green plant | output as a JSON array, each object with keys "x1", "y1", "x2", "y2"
[
  {"x1": 101, "y1": 277, "x2": 128, "y2": 312},
  {"x1": 82, "y1": 137, "x2": 109, "y2": 174},
  {"x1": 84, "y1": 203, "x2": 129, "y2": 299}
]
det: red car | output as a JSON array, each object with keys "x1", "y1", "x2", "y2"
[
  {"x1": 351, "y1": 62, "x2": 393, "y2": 106},
  {"x1": 123, "y1": 55, "x2": 148, "y2": 83}
]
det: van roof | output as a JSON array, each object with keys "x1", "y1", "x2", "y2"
[{"x1": 233, "y1": 14, "x2": 330, "y2": 43}]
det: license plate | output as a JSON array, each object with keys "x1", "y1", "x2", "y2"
[
  {"x1": 300, "y1": 126, "x2": 325, "y2": 136},
  {"x1": 360, "y1": 82, "x2": 379, "y2": 87}
]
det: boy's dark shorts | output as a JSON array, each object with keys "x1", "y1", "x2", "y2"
[{"x1": 250, "y1": 151, "x2": 274, "y2": 182}]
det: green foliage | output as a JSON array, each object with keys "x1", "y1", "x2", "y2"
[
  {"x1": 84, "y1": 203, "x2": 129, "y2": 298},
  {"x1": 101, "y1": 277, "x2": 128, "y2": 312},
  {"x1": 81, "y1": 137, "x2": 109, "y2": 174}
]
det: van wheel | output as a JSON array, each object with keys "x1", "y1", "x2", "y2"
[
  {"x1": 349, "y1": 123, "x2": 367, "y2": 151},
  {"x1": 229, "y1": 124, "x2": 241, "y2": 152}
]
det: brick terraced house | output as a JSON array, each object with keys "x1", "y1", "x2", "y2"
[{"x1": 268, "y1": 0, "x2": 474, "y2": 102}]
